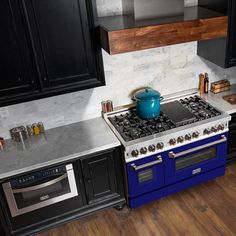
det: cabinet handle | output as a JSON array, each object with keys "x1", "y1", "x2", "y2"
[
  {"x1": 87, "y1": 179, "x2": 91, "y2": 184},
  {"x1": 18, "y1": 77, "x2": 21, "y2": 82}
]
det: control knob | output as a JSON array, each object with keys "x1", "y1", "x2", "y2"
[
  {"x1": 185, "y1": 134, "x2": 191, "y2": 141},
  {"x1": 192, "y1": 131, "x2": 200, "y2": 138},
  {"x1": 218, "y1": 124, "x2": 225, "y2": 131},
  {"x1": 131, "y1": 149, "x2": 139, "y2": 157},
  {"x1": 177, "y1": 136, "x2": 184, "y2": 143},
  {"x1": 169, "y1": 138, "x2": 176, "y2": 146},
  {"x1": 156, "y1": 142, "x2": 164, "y2": 150},
  {"x1": 204, "y1": 128, "x2": 211, "y2": 135},
  {"x1": 148, "y1": 144, "x2": 156, "y2": 152},
  {"x1": 140, "y1": 147, "x2": 147, "y2": 155},
  {"x1": 211, "y1": 126, "x2": 218, "y2": 133}
]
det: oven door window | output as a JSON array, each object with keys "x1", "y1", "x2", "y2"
[
  {"x1": 14, "y1": 174, "x2": 70, "y2": 209},
  {"x1": 175, "y1": 147, "x2": 216, "y2": 171},
  {"x1": 138, "y1": 168, "x2": 154, "y2": 184}
]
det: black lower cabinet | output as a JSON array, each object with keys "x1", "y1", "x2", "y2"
[
  {"x1": 227, "y1": 113, "x2": 236, "y2": 162},
  {"x1": 81, "y1": 148, "x2": 122, "y2": 205},
  {"x1": 0, "y1": 147, "x2": 125, "y2": 236}
]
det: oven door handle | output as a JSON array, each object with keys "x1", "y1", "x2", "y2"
[
  {"x1": 131, "y1": 156, "x2": 163, "y2": 171},
  {"x1": 168, "y1": 135, "x2": 227, "y2": 159},
  {"x1": 12, "y1": 174, "x2": 67, "y2": 193}
]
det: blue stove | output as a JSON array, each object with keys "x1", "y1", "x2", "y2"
[{"x1": 104, "y1": 95, "x2": 231, "y2": 208}]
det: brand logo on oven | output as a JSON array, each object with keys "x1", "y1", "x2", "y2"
[
  {"x1": 192, "y1": 168, "x2": 201, "y2": 175},
  {"x1": 40, "y1": 195, "x2": 50, "y2": 201}
]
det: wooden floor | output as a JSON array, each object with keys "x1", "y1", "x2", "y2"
[{"x1": 39, "y1": 162, "x2": 236, "y2": 236}]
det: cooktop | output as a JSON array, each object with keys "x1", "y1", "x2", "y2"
[{"x1": 108, "y1": 96, "x2": 222, "y2": 142}]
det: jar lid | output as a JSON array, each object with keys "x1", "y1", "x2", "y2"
[{"x1": 134, "y1": 88, "x2": 161, "y2": 101}]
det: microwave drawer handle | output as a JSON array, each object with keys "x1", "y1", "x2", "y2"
[
  {"x1": 131, "y1": 156, "x2": 162, "y2": 171},
  {"x1": 168, "y1": 135, "x2": 227, "y2": 159},
  {"x1": 12, "y1": 173, "x2": 67, "y2": 193}
]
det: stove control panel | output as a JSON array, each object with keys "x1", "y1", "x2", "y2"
[{"x1": 127, "y1": 123, "x2": 228, "y2": 160}]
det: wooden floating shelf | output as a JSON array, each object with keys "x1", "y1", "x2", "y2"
[{"x1": 98, "y1": 6, "x2": 228, "y2": 55}]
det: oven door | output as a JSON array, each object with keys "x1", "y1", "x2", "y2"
[
  {"x1": 126, "y1": 154, "x2": 164, "y2": 198},
  {"x1": 165, "y1": 133, "x2": 228, "y2": 185},
  {"x1": 2, "y1": 164, "x2": 78, "y2": 217}
]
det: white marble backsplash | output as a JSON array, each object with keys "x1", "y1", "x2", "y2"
[{"x1": 1, "y1": 0, "x2": 236, "y2": 139}]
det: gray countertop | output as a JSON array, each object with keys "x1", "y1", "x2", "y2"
[
  {"x1": 0, "y1": 117, "x2": 120, "y2": 180},
  {"x1": 201, "y1": 84, "x2": 236, "y2": 115}
]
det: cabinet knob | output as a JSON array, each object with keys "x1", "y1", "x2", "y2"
[
  {"x1": 43, "y1": 77, "x2": 47, "y2": 81},
  {"x1": 87, "y1": 179, "x2": 91, "y2": 184}
]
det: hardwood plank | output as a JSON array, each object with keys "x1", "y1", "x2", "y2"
[{"x1": 39, "y1": 163, "x2": 236, "y2": 236}]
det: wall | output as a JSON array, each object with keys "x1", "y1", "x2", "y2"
[{"x1": 0, "y1": 0, "x2": 236, "y2": 139}]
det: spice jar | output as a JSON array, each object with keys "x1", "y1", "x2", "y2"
[
  {"x1": 38, "y1": 122, "x2": 45, "y2": 133},
  {"x1": 32, "y1": 123, "x2": 40, "y2": 135}
]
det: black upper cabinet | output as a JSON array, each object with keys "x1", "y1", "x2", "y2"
[
  {"x1": 0, "y1": 0, "x2": 39, "y2": 102},
  {"x1": 0, "y1": 0, "x2": 104, "y2": 106},
  {"x1": 227, "y1": 0, "x2": 236, "y2": 66},
  {"x1": 198, "y1": 0, "x2": 236, "y2": 68},
  {"x1": 22, "y1": 0, "x2": 104, "y2": 91}
]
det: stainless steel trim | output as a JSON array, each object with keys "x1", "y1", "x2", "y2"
[
  {"x1": 168, "y1": 135, "x2": 227, "y2": 159},
  {"x1": 12, "y1": 174, "x2": 67, "y2": 193},
  {"x1": 131, "y1": 156, "x2": 162, "y2": 171},
  {"x1": 3, "y1": 164, "x2": 78, "y2": 217}
]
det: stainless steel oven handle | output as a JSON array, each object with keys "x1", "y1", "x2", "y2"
[
  {"x1": 168, "y1": 135, "x2": 227, "y2": 159},
  {"x1": 12, "y1": 174, "x2": 67, "y2": 193},
  {"x1": 131, "y1": 156, "x2": 163, "y2": 171}
]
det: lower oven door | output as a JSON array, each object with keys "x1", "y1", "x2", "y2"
[
  {"x1": 2, "y1": 164, "x2": 78, "y2": 217},
  {"x1": 165, "y1": 133, "x2": 228, "y2": 185},
  {"x1": 126, "y1": 154, "x2": 164, "y2": 198}
]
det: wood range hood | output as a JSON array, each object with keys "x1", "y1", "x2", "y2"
[{"x1": 98, "y1": 6, "x2": 228, "y2": 55}]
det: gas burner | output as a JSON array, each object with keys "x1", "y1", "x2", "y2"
[{"x1": 109, "y1": 110, "x2": 176, "y2": 142}]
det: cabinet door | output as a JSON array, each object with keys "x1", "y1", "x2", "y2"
[
  {"x1": 227, "y1": 0, "x2": 236, "y2": 67},
  {"x1": 22, "y1": 0, "x2": 104, "y2": 92},
  {"x1": 81, "y1": 150, "x2": 119, "y2": 204},
  {"x1": 0, "y1": 0, "x2": 38, "y2": 102}
]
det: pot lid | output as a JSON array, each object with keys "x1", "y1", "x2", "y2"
[{"x1": 134, "y1": 88, "x2": 161, "y2": 101}]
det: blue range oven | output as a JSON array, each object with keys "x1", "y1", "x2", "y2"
[{"x1": 126, "y1": 133, "x2": 228, "y2": 208}]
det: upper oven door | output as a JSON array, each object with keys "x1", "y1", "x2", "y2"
[
  {"x1": 165, "y1": 133, "x2": 228, "y2": 185},
  {"x1": 126, "y1": 154, "x2": 164, "y2": 198},
  {"x1": 2, "y1": 164, "x2": 78, "y2": 217}
]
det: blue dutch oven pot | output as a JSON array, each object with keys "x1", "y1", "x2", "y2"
[{"x1": 133, "y1": 88, "x2": 164, "y2": 119}]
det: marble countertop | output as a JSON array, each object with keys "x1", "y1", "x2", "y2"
[
  {"x1": 0, "y1": 117, "x2": 120, "y2": 180},
  {"x1": 201, "y1": 84, "x2": 236, "y2": 115}
]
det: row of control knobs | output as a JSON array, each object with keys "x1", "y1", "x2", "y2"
[
  {"x1": 204, "y1": 124, "x2": 224, "y2": 135},
  {"x1": 131, "y1": 142, "x2": 164, "y2": 157},
  {"x1": 169, "y1": 132, "x2": 199, "y2": 146},
  {"x1": 169, "y1": 124, "x2": 225, "y2": 146},
  {"x1": 130, "y1": 124, "x2": 225, "y2": 157}
]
